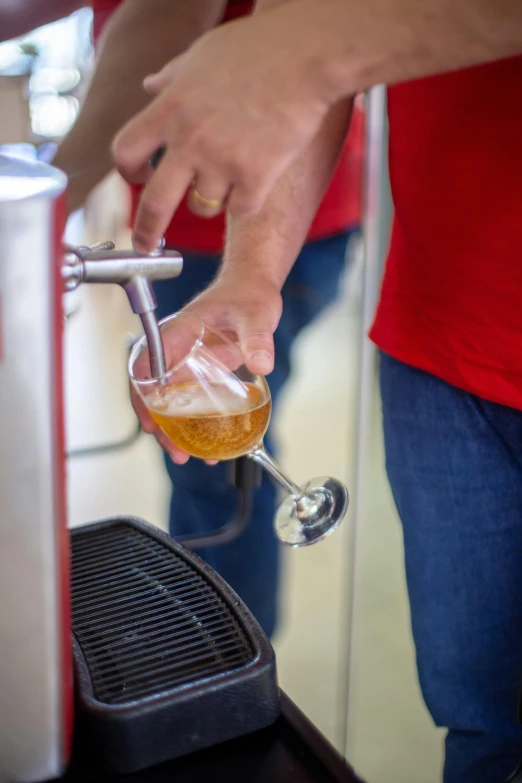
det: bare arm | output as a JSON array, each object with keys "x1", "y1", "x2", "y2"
[
  {"x1": 178, "y1": 97, "x2": 353, "y2": 379},
  {"x1": 222, "y1": 96, "x2": 353, "y2": 293},
  {"x1": 114, "y1": 0, "x2": 522, "y2": 252},
  {"x1": 193, "y1": 0, "x2": 522, "y2": 370},
  {"x1": 186, "y1": 0, "x2": 355, "y2": 375},
  {"x1": 296, "y1": 0, "x2": 522, "y2": 97},
  {"x1": 53, "y1": 0, "x2": 226, "y2": 213},
  {"x1": 0, "y1": 0, "x2": 83, "y2": 43},
  {"x1": 255, "y1": 0, "x2": 522, "y2": 98}
]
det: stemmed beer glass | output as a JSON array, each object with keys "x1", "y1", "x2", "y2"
[{"x1": 128, "y1": 312, "x2": 348, "y2": 547}]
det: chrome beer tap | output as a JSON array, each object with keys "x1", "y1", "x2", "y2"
[{"x1": 62, "y1": 240, "x2": 182, "y2": 378}]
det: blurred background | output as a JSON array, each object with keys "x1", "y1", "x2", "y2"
[{"x1": 0, "y1": 8, "x2": 443, "y2": 781}]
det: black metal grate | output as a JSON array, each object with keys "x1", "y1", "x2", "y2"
[{"x1": 71, "y1": 523, "x2": 254, "y2": 705}]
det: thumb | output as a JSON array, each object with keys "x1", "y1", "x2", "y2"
[
  {"x1": 143, "y1": 59, "x2": 179, "y2": 95},
  {"x1": 235, "y1": 313, "x2": 275, "y2": 376}
]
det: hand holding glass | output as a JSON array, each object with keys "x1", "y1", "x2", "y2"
[{"x1": 128, "y1": 313, "x2": 348, "y2": 546}]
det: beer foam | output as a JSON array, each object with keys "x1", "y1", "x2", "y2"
[{"x1": 151, "y1": 383, "x2": 254, "y2": 417}]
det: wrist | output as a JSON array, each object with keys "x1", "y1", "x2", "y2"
[
  {"x1": 265, "y1": 0, "x2": 359, "y2": 106},
  {"x1": 218, "y1": 261, "x2": 284, "y2": 296}
]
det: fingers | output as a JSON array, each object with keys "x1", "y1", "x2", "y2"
[
  {"x1": 131, "y1": 384, "x2": 219, "y2": 468},
  {"x1": 226, "y1": 175, "x2": 276, "y2": 219},
  {"x1": 235, "y1": 313, "x2": 276, "y2": 376},
  {"x1": 132, "y1": 148, "x2": 194, "y2": 253},
  {"x1": 113, "y1": 91, "x2": 197, "y2": 250},
  {"x1": 187, "y1": 173, "x2": 229, "y2": 218},
  {"x1": 143, "y1": 61, "x2": 178, "y2": 96},
  {"x1": 225, "y1": 143, "x2": 295, "y2": 219},
  {"x1": 186, "y1": 279, "x2": 281, "y2": 376},
  {"x1": 130, "y1": 385, "x2": 189, "y2": 462},
  {"x1": 130, "y1": 386, "x2": 156, "y2": 434},
  {"x1": 154, "y1": 428, "x2": 190, "y2": 465},
  {"x1": 112, "y1": 101, "x2": 165, "y2": 185}
]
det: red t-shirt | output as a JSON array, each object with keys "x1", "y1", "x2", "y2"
[
  {"x1": 92, "y1": 0, "x2": 364, "y2": 253},
  {"x1": 370, "y1": 56, "x2": 522, "y2": 410}
]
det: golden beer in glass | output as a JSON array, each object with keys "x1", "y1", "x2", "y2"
[
  {"x1": 129, "y1": 312, "x2": 348, "y2": 547},
  {"x1": 147, "y1": 381, "x2": 271, "y2": 461}
]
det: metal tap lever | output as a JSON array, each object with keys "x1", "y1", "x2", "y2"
[{"x1": 62, "y1": 241, "x2": 183, "y2": 378}]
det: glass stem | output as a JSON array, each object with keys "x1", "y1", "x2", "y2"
[{"x1": 248, "y1": 445, "x2": 303, "y2": 497}]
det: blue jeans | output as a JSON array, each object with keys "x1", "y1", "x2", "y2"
[
  {"x1": 380, "y1": 351, "x2": 522, "y2": 783},
  {"x1": 153, "y1": 230, "x2": 355, "y2": 638}
]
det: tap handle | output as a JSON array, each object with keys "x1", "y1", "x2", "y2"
[
  {"x1": 62, "y1": 241, "x2": 183, "y2": 292},
  {"x1": 62, "y1": 239, "x2": 175, "y2": 380}
]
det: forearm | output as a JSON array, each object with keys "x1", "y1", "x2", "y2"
[
  {"x1": 334, "y1": 0, "x2": 522, "y2": 97},
  {"x1": 54, "y1": 0, "x2": 225, "y2": 213},
  {"x1": 221, "y1": 0, "x2": 352, "y2": 290},
  {"x1": 223, "y1": 0, "x2": 522, "y2": 290},
  {"x1": 222, "y1": 96, "x2": 353, "y2": 291},
  {"x1": 250, "y1": 0, "x2": 522, "y2": 105}
]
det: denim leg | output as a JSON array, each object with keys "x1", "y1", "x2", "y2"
[
  {"x1": 152, "y1": 232, "x2": 353, "y2": 636},
  {"x1": 380, "y1": 351, "x2": 522, "y2": 782}
]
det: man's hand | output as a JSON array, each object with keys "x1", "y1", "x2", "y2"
[
  {"x1": 53, "y1": 0, "x2": 226, "y2": 215},
  {"x1": 130, "y1": 273, "x2": 283, "y2": 463},
  {"x1": 112, "y1": 0, "x2": 338, "y2": 253},
  {"x1": 130, "y1": 390, "x2": 191, "y2": 464},
  {"x1": 112, "y1": 0, "x2": 522, "y2": 254},
  {"x1": 134, "y1": 94, "x2": 354, "y2": 465},
  {"x1": 188, "y1": 274, "x2": 282, "y2": 375}
]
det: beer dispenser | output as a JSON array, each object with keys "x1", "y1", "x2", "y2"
[{"x1": 0, "y1": 152, "x2": 279, "y2": 783}]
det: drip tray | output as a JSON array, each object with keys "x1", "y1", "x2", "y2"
[{"x1": 70, "y1": 517, "x2": 280, "y2": 774}]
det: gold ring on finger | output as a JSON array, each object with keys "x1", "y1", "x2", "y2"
[{"x1": 190, "y1": 187, "x2": 224, "y2": 212}]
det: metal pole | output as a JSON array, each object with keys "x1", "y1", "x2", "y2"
[{"x1": 342, "y1": 85, "x2": 393, "y2": 759}]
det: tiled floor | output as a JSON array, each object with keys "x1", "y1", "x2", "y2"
[{"x1": 64, "y1": 212, "x2": 443, "y2": 781}]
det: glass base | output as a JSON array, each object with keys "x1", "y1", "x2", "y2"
[{"x1": 274, "y1": 476, "x2": 349, "y2": 547}]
